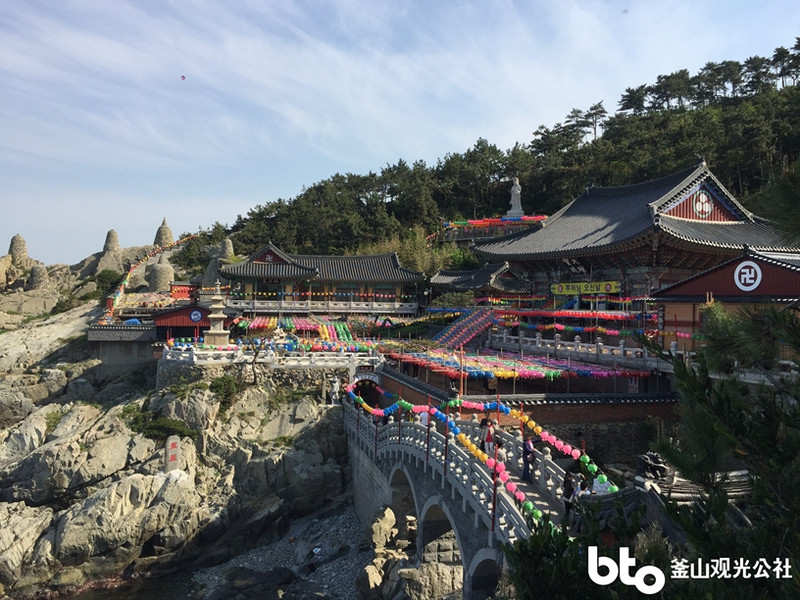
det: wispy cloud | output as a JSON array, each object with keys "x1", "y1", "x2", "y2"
[{"x1": 1, "y1": 0, "x2": 798, "y2": 263}]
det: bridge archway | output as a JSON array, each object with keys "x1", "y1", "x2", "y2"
[
  {"x1": 418, "y1": 496, "x2": 465, "y2": 596},
  {"x1": 388, "y1": 465, "x2": 419, "y2": 551},
  {"x1": 467, "y1": 548, "x2": 502, "y2": 600}
]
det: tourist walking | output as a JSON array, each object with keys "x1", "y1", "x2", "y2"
[
  {"x1": 484, "y1": 419, "x2": 496, "y2": 456},
  {"x1": 495, "y1": 439, "x2": 507, "y2": 466},
  {"x1": 562, "y1": 472, "x2": 576, "y2": 526},
  {"x1": 521, "y1": 434, "x2": 536, "y2": 482},
  {"x1": 478, "y1": 412, "x2": 490, "y2": 451}
]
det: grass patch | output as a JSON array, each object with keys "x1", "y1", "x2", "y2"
[
  {"x1": 21, "y1": 312, "x2": 50, "y2": 325},
  {"x1": 209, "y1": 374, "x2": 241, "y2": 413},
  {"x1": 121, "y1": 403, "x2": 198, "y2": 442},
  {"x1": 267, "y1": 387, "x2": 315, "y2": 413},
  {"x1": 168, "y1": 380, "x2": 209, "y2": 400},
  {"x1": 45, "y1": 410, "x2": 64, "y2": 435}
]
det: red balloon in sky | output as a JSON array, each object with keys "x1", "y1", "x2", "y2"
[{"x1": 181, "y1": 75, "x2": 186, "y2": 80}]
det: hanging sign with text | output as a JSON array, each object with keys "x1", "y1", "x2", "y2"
[{"x1": 551, "y1": 281, "x2": 621, "y2": 295}]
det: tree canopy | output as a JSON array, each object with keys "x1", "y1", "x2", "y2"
[{"x1": 173, "y1": 37, "x2": 800, "y2": 270}]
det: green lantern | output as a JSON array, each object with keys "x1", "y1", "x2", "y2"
[
  {"x1": 597, "y1": 474, "x2": 608, "y2": 484},
  {"x1": 587, "y1": 463, "x2": 598, "y2": 474},
  {"x1": 580, "y1": 454, "x2": 590, "y2": 464}
]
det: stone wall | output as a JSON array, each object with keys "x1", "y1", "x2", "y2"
[
  {"x1": 348, "y1": 439, "x2": 392, "y2": 525},
  {"x1": 155, "y1": 359, "x2": 351, "y2": 399}
]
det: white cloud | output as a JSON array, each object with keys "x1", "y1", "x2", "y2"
[{"x1": 1, "y1": 0, "x2": 799, "y2": 264}]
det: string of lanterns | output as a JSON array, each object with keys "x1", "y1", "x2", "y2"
[
  {"x1": 101, "y1": 234, "x2": 199, "y2": 324},
  {"x1": 346, "y1": 385, "x2": 617, "y2": 522}
]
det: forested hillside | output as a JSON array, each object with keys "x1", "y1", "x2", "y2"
[{"x1": 174, "y1": 38, "x2": 800, "y2": 273}]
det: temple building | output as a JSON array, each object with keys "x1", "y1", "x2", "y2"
[
  {"x1": 472, "y1": 161, "x2": 794, "y2": 299},
  {"x1": 470, "y1": 160, "x2": 800, "y2": 349},
  {"x1": 218, "y1": 242, "x2": 426, "y2": 315},
  {"x1": 650, "y1": 249, "x2": 800, "y2": 350},
  {"x1": 430, "y1": 261, "x2": 529, "y2": 304}
]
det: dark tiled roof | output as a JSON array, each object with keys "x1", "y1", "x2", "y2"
[
  {"x1": 220, "y1": 261, "x2": 317, "y2": 280},
  {"x1": 87, "y1": 325, "x2": 156, "y2": 342},
  {"x1": 431, "y1": 262, "x2": 529, "y2": 293},
  {"x1": 656, "y1": 215, "x2": 792, "y2": 251},
  {"x1": 288, "y1": 253, "x2": 424, "y2": 283},
  {"x1": 473, "y1": 163, "x2": 788, "y2": 260},
  {"x1": 473, "y1": 167, "x2": 699, "y2": 259},
  {"x1": 220, "y1": 241, "x2": 424, "y2": 283}
]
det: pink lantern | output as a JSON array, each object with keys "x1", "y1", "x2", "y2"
[
  {"x1": 571, "y1": 449, "x2": 582, "y2": 460},
  {"x1": 563, "y1": 444, "x2": 573, "y2": 455},
  {"x1": 540, "y1": 430, "x2": 549, "y2": 441},
  {"x1": 515, "y1": 491, "x2": 525, "y2": 502},
  {"x1": 496, "y1": 462, "x2": 506, "y2": 473},
  {"x1": 547, "y1": 434, "x2": 557, "y2": 445},
  {"x1": 499, "y1": 471, "x2": 509, "y2": 482},
  {"x1": 554, "y1": 440, "x2": 564, "y2": 450},
  {"x1": 429, "y1": 407, "x2": 437, "y2": 414},
  {"x1": 506, "y1": 481, "x2": 517, "y2": 493},
  {"x1": 486, "y1": 458, "x2": 496, "y2": 469}
]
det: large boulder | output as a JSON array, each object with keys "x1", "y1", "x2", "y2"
[
  {"x1": 12, "y1": 470, "x2": 202, "y2": 595},
  {"x1": 0, "y1": 390, "x2": 35, "y2": 429},
  {"x1": 0, "y1": 502, "x2": 55, "y2": 589},
  {"x1": 150, "y1": 389, "x2": 219, "y2": 431}
]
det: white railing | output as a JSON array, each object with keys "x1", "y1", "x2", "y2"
[
  {"x1": 489, "y1": 330, "x2": 672, "y2": 371},
  {"x1": 223, "y1": 298, "x2": 419, "y2": 315},
  {"x1": 342, "y1": 402, "x2": 573, "y2": 545},
  {"x1": 161, "y1": 347, "x2": 384, "y2": 369}
]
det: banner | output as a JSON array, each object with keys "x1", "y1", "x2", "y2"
[{"x1": 551, "y1": 281, "x2": 621, "y2": 295}]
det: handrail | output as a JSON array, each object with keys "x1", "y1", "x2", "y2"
[{"x1": 342, "y1": 400, "x2": 541, "y2": 544}]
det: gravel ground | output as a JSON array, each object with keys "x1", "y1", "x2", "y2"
[{"x1": 191, "y1": 499, "x2": 374, "y2": 599}]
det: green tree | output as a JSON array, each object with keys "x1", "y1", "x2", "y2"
[{"x1": 643, "y1": 303, "x2": 800, "y2": 599}]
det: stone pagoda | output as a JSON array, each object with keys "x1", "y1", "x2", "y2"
[{"x1": 203, "y1": 281, "x2": 230, "y2": 347}]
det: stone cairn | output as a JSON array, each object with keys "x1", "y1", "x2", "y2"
[
  {"x1": 153, "y1": 218, "x2": 174, "y2": 247},
  {"x1": 102, "y1": 229, "x2": 121, "y2": 253},
  {"x1": 146, "y1": 253, "x2": 174, "y2": 293},
  {"x1": 9, "y1": 234, "x2": 28, "y2": 265},
  {"x1": 25, "y1": 264, "x2": 49, "y2": 290}
]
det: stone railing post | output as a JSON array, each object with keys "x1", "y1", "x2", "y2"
[
  {"x1": 538, "y1": 446, "x2": 553, "y2": 491},
  {"x1": 619, "y1": 339, "x2": 626, "y2": 358},
  {"x1": 535, "y1": 332, "x2": 542, "y2": 347},
  {"x1": 669, "y1": 341, "x2": 678, "y2": 354},
  {"x1": 595, "y1": 337, "x2": 603, "y2": 362},
  {"x1": 573, "y1": 335, "x2": 581, "y2": 351}
]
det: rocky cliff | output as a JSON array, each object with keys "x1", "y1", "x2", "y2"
[{"x1": 0, "y1": 303, "x2": 353, "y2": 599}]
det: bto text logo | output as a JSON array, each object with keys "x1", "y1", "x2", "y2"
[{"x1": 588, "y1": 546, "x2": 666, "y2": 595}]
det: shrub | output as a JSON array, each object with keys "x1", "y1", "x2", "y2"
[
  {"x1": 121, "y1": 403, "x2": 197, "y2": 441},
  {"x1": 210, "y1": 374, "x2": 240, "y2": 413}
]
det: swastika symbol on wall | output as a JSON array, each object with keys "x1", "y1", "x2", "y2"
[{"x1": 734, "y1": 261, "x2": 762, "y2": 292}]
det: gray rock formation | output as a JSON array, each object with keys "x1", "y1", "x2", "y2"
[
  {"x1": 202, "y1": 238, "x2": 235, "y2": 288},
  {"x1": 8, "y1": 235, "x2": 28, "y2": 266},
  {"x1": 102, "y1": 229, "x2": 121, "y2": 253},
  {"x1": 154, "y1": 218, "x2": 174, "y2": 247},
  {"x1": 25, "y1": 264, "x2": 49, "y2": 291},
  {"x1": 146, "y1": 253, "x2": 174, "y2": 292}
]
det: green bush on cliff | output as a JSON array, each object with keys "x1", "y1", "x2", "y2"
[
  {"x1": 209, "y1": 374, "x2": 240, "y2": 413},
  {"x1": 122, "y1": 404, "x2": 197, "y2": 441}
]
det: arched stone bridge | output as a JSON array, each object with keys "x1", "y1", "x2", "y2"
[{"x1": 343, "y1": 400, "x2": 567, "y2": 599}]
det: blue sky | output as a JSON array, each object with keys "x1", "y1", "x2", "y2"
[{"x1": 1, "y1": 1, "x2": 799, "y2": 266}]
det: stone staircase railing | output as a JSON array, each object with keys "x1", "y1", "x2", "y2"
[{"x1": 342, "y1": 401, "x2": 573, "y2": 545}]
